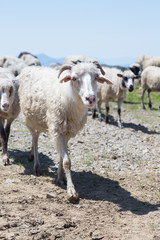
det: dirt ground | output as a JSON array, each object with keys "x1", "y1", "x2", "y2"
[{"x1": 0, "y1": 105, "x2": 160, "y2": 240}]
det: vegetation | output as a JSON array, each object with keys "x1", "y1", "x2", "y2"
[{"x1": 124, "y1": 84, "x2": 160, "y2": 110}]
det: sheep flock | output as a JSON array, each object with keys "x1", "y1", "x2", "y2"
[{"x1": 0, "y1": 51, "x2": 160, "y2": 201}]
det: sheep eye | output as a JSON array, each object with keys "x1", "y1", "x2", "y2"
[
  {"x1": 123, "y1": 77, "x2": 128, "y2": 81},
  {"x1": 72, "y1": 77, "x2": 77, "y2": 81},
  {"x1": 95, "y1": 74, "x2": 99, "y2": 80}
]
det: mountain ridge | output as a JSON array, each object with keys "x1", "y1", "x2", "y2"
[{"x1": 36, "y1": 53, "x2": 136, "y2": 67}]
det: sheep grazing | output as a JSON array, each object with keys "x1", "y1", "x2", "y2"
[
  {"x1": 0, "y1": 67, "x2": 20, "y2": 165},
  {"x1": 18, "y1": 51, "x2": 41, "y2": 66},
  {"x1": 92, "y1": 67, "x2": 136, "y2": 128},
  {"x1": 18, "y1": 62, "x2": 112, "y2": 201},
  {"x1": 140, "y1": 66, "x2": 160, "y2": 109}
]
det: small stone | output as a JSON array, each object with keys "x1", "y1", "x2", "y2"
[{"x1": 46, "y1": 193, "x2": 57, "y2": 199}]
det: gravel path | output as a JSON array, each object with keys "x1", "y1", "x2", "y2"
[{"x1": 0, "y1": 105, "x2": 160, "y2": 239}]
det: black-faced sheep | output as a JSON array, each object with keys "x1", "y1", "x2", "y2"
[
  {"x1": 18, "y1": 62, "x2": 112, "y2": 201},
  {"x1": 0, "y1": 67, "x2": 20, "y2": 165}
]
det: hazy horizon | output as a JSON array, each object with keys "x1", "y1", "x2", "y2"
[{"x1": 1, "y1": 0, "x2": 160, "y2": 65}]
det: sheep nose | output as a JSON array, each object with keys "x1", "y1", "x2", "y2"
[
  {"x1": 86, "y1": 96, "x2": 96, "y2": 104},
  {"x1": 2, "y1": 103, "x2": 9, "y2": 110},
  {"x1": 128, "y1": 85, "x2": 134, "y2": 92}
]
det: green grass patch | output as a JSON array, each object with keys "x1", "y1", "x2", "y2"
[{"x1": 124, "y1": 84, "x2": 160, "y2": 110}]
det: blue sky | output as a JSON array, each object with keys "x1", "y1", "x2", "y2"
[{"x1": 1, "y1": 0, "x2": 160, "y2": 64}]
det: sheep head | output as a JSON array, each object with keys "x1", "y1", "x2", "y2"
[{"x1": 58, "y1": 62, "x2": 112, "y2": 108}]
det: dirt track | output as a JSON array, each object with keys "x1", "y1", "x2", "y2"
[{"x1": 0, "y1": 106, "x2": 160, "y2": 240}]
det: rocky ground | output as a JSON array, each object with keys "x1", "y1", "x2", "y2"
[{"x1": 0, "y1": 103, "x2": 160, "y2": 240}]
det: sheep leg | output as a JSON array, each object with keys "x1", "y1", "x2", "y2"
[
  {"x1": 29, "y1": 129, "x2": 40, "y2": 175},
  {"x1": 105, "y1": 101, "x2": 109, "y2": 123},
  {"x1": 146, "y1": 89, "x2": 152, "y2": 109},
  {"x1": 5, "y1": 119, "x2": 14, "y2": 143},
  {"x1": 141, "y1": 89, "x2": 146, "y2": 109},
  {"x1": 57, "y1": 156, "x2": 66, "y2": 184},
  {"x1": 117, "y1": 99, "x2": 123, "y2": 128},
  {"x1": 56, "y1": 135, "x2": 78, "y2": 201},
  {"x1": 92, "y1": 107, "x2": 96, "y2": 119},
  {"x1": 97, "y1": 99, "x2": 103, "y2": 121},
  {"x1": 28, "y1": 144, "x2": 34, "y2": 161},
  {"x1": 0, "y1": 119, "x2": 9, "y2": 165}
]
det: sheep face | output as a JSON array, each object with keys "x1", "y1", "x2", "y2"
[
  {"x1": 0, "y1": 81, "x2": 14, "y2": 112},
  {"x1": 117, "y1": 73, "x2": 134, "y2": 92},
  {"x1": 129, "y1": 64, "x2": 141, "y2": 77},
  {"x1": 72, "y1": 72, "x2": 98, "y2": 108},
  {"x1": 59, "y1": 63, "x2": 112, "y2": 108}
]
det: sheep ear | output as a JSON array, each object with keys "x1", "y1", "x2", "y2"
[
  {"x1": 97, "y1": 76, "x2": 112, "y2": 85},
  {"x1": 60, "y1": 75, "x2": 71, "y2": 83},
  {"x1": 117, "y1": 73, "x2": 123, "y2": 78}
]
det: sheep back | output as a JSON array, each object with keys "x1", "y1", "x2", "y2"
[
  {"x1": 97, "y1": 67, "x2": 124, "y2": 101},
  {"x1": 141, "y1": 66, "x2": 160, "y2": 91}
]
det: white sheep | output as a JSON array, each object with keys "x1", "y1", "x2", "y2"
[
  {"x1": 18, "y1": 52, "x2": 41, "y2": 66},
  {"x1": 142, "y1": 56, "x2": 160, "y2": 69},
  {"x1": 64, "y1": 55, "x2": 94, "y2": 64},
  {"x1": 136, "y1": 55, "x2": 160, "y2": 70},
  {"x1": 64, "y1": 55, "x2": 106, "y2": 75},
  {"x1": 49, "y1": 62, "x2": 61, "y2": 70},
  {"x1": 0, "y1": 67, "x2": 20, "y2": 165},
  {"x1": 0, "y1": 56, "x2": 28, "y2": 76},
  {"x1": 140, "y1": 66, "x2": 160, "y2": 109},
  {"x1": 18, "y1": 62, "x2": 112, "y2": 201},
  {"x1": 92, "y1": 67, "x2": 136, "y2": 128}
]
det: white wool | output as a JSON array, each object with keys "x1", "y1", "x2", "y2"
[
  {"x1": 136, "y1": 55, "x2": 160, "y2": 70},
  {"x1": 0, "y1": 67, "x2": 20, "y2": 165},
  {"x1": 18, "y1": 62, "x2": 107, "y2": 200},
  {"x1": 64, "y1": 55, "x2": 94, "y2": 64}
]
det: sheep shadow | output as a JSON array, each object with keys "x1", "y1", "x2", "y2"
[
  {"x1": 90, "y1": 111, "x2": 160, "y2": 134},
  {"x1": 123, "y1": 122, "x2": 160, "y2": 135},
  {"x1": 9, "y1": 149, "x2": 57, "y2": 178},
  {"x1": 8, "y1": 149, "x2": 160, "y2": 216},
  {"x1": 91, "y1": 111, "x2": 118, "y2": 127},
  {"x1": 72, "y1": 170, "x2": 160, "y2": 215}
]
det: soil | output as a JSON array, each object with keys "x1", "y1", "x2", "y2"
[{"x1": 0, "y1": 105, "x2": 160, "y2": 240}]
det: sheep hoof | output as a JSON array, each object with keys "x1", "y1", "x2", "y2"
[
  {"x1": 28, "y1": 153, "x2": 34, "y2": 162},
  {"x1": 34, "y1": 166, "x2": 41, "y2": 176},
  {"x1": 118, "y1": 121, "x2": 123, "y2": 128},
  {"x1": 105, "y1": 118, "x2": 109, "y2": 123},
  {"x1": 98, "y1": 117, "x2": 103, "y2": 122},
  {"x1": 67, "y1": 188, "x2": 79, "y2": 203},
  {"x1": 3, "y1": 157, "x2": 10, "y2": 166}
]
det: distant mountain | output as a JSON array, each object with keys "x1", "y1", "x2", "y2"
[
  {"x1": 36, "y1": 53, "x2": 65, "y2": 66},
  {"x1": 36, "y1": 53, "x2": 137, "y2": 68}
]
